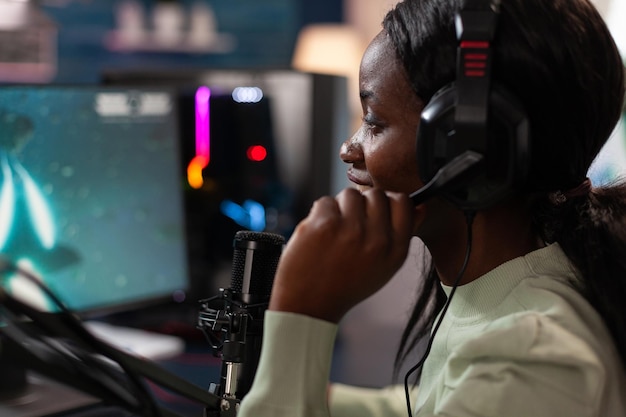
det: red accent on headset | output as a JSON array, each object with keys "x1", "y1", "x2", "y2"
[
  {"x1": 464, "y1": 70, "x2": 486, "y2": 77},
  {"x1": 465, "y1": 61, "x2": 487, "y2": 68},
  {"x1": 465, "y1": 53, "x2": 488, "y2": 62},
  {"x1": 460, "y1": 40, "x2": 489, "y2": 49},
  {"x1": 461, "y1": 40, "x2": 489, "y2": 77}
]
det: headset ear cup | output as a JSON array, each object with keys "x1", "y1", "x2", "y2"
[
  {"x1": 486, "y1": 85, "x2": 531, "y2": 190},
  {"x1": 415, "y1": 83, "x2": 530, "y2": 210},
  {"x1": 416, "y1": 84, "x2": 458, "y2": 185}
]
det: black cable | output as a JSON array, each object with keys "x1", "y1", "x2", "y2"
[
  {"x1": 0, "y1": 312, "x2": 143, "y2": 412},
  {"x1": 0, "y1": 259, "x2": 160, "y2": 416},
  {"x1": 404, "y1": 210, "x2": 476, "y2": 417},
  {"x1": 0, "y1": 259, "x2": 218, "y2": 416}
]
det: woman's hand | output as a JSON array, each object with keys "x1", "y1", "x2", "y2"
[{"x1": 269, "y1": 187, "x2": 419, "y2": 323}]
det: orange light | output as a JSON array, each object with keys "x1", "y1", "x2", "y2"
[
  {"x1": 187, "y1": 155, "x2": 209, "y2": 189},
  {"x1": 247, "y1": 145, "x2": 267, "y2": 162}
]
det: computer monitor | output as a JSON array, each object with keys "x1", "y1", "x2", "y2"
[{"x1": 0, "y1": 85, "x2": 189, "y2": 317}]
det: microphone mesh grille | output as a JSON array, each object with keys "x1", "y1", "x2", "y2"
[{"x1": 231, "y1": 231, "x2": 285, "y2": 295}]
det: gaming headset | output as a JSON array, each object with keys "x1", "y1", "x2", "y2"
[
  {"x1": 409, "y1": 0, "x2": 530, "y2": 211},
  {"x1": 405, "y1": 5, "x2": 533, "y2": 416}
]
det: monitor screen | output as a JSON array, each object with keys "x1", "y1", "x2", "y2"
[{"x1": 0, "y1": 86, "x2": 189, "y2": 315}]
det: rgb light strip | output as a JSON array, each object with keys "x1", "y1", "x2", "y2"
[{"x1": 188, "y1": 86, "x2": 211, "y2": 189}]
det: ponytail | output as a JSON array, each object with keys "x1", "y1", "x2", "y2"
[{"x1": 532, "y1": 182, "x2": 626, "y2": 369}]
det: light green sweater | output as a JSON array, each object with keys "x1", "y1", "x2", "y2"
[{"x1": 239, "y1": 244, "x2": 626, "y2": 417}]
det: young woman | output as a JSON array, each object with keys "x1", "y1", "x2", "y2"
[{"x1": 239, "y1": 0, "x2": 626, "y2": 416}]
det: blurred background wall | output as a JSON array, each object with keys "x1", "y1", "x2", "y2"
[
  {"x1": 1, "y1": 0, "x2": 623, "y2": 100},
  {"x1": 12, "y1": 0, "x2": 342, "y2": 84}
]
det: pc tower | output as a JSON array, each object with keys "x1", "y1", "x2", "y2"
[{"x1": 102, "y1": 69, "x2": 350, "y2": 296}]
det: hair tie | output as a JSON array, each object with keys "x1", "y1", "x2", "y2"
[{"x1": 548, "y1": 178, "x2": 592, "y2": 205}]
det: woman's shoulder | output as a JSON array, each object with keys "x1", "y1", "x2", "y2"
[
  {"x1": 456, "y1": 311, "x2": 603, "y2": 364},
  {"x1": 432, "y1": 311, "x2": 626, "y2": 416}
]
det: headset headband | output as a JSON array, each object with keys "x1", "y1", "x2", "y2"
[
  {"x1": 413, "y1": 0, "x2": 529, "y2": 210},
  {"x1": 454, "y1": 0, "x2": 500, "y2": 151}
]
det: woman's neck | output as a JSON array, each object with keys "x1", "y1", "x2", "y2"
[{"x1": 426, "y1": 199, "x2": 541, "y2": 287}]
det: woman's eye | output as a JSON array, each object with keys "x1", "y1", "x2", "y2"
[
  {"x1": 362, "y1": 114, "x2": 375, "y2": 125},
  {"x1": 362, "y1": 114, "x2": 383, "y2": 131}
]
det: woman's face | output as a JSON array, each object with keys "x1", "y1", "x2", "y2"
[
  {"x1": 340, "y1": 31, "x2": 424, "y2": 197},
  {"x1": 341, "y1": 31, "x2": 462, "y2": 241}
]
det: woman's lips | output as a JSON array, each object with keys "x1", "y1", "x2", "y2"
[{"x1": 346, "y1": 170, "x2": 373, "y2": 193}]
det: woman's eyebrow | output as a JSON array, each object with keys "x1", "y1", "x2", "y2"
[{"x1": 359, "y1": 90, "x2": 375, "y2": 101}]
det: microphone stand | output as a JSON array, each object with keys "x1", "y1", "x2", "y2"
[
  {"x1": 197, "y1": 288, "x2": 268, "y2": 417},
  {"x1": 2, "y1": 229, "x2": 283, "y2": 417}
]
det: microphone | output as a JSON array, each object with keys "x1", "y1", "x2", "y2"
[
  {"x1": 410, "y1": 150, "x2": 484, "y2": 206},
  {"x1": 198, "y1": 230, "x2": 285, "y2": 413}
]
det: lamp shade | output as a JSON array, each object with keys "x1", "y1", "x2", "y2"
[{"x1": 292, "y1": 24, "x2": 364, "y2": 77}]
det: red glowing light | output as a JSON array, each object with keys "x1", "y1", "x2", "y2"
[{"x1": 247, "y1": 145, "x2": 267, "y2": 162}]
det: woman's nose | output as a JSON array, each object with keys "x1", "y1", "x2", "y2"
[{"x1": 340, "y1": 131, "x2": 362, "y2": 164}]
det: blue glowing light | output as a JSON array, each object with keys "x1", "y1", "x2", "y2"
[{"x1": 220, "y1": 199, "x2": 266, "y2": 231}]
